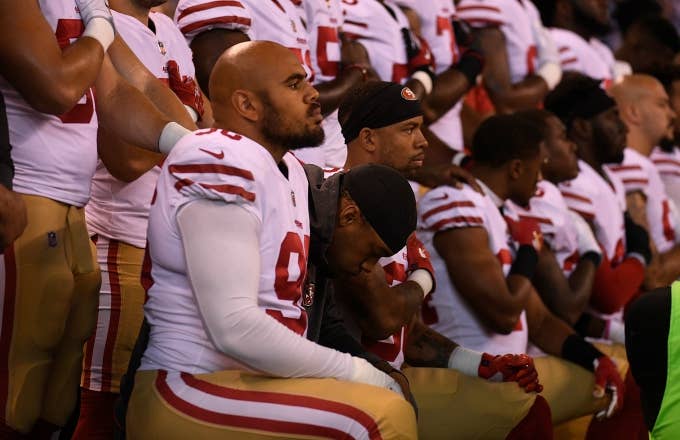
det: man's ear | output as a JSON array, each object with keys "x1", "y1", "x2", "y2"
[
  {"x1": 337, "y1": 196, "x2": 361, "y2": 227},
  {"x1": 232, "y1": 89, "x2": 260, "y2": 122},
  {"x1": 570, "y1": 118, "x2": 592, "y2": 143},
  {"x1": 508, "y1": 158, "x2": 523, "y2": 180},
  {"x1": 358, "y1": 127, "x2": 378, "y2": 153}
]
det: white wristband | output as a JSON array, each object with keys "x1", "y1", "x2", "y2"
[
  {"x1": 410, "y1": 70, "x2": 433, "y2": 95},
  {"x1": 407, "y1": 269, "x2": 433, "y2": 298},
  {"x1": 447, "y1": 346, "x2": 482, "y2": 376},
  {"x1": 82, "y1": 17, "x2": 115, "y2": 52},
  {"x1": 184, "y1": 105, "x2": 199, "y2": 123},
  {"x1": 605, "y1": 320, "x2": 626, "y2": 345},
  {"x1": 537, "y1": 61, "x2": 562, "y2": 90},
  {"x1": 349, "y1": 357, "x2": 404, "y2": 398},
  {"x1": 158, "y1": 122, "x2": 191, "y2": 154}
]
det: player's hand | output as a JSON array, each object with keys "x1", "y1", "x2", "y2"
[
  {"x1": 407, "y1": 163, "x2": 483, "y2": 194},
  {"x1": 167, "y1": 60, "x2": 204, "y2": 121},
  {"x1": 0, "y1": 186, "x2": 26, "y2": 250},
  {"x1": 478, "y1": 353, "x2": 543, "y2": 393},
  {"x1": 529, "y1": 17, "x2": 559, "y2": 68},
  {"x1": 406, "y1": 233, "x2": 433, "y2": 275},
  {"x1": 340, "y1": 37, "x2": 371, "y2": 68},
  {"x1": 506, "y1": 216, "x2": 543, "y2": 252},
  {"x1": 76, "y1": 0, "x2": 114, "y2": 27},
  {"x1": 624, "y1": 213, "x2": 651, "y2": 265},
  {"x1": 593, "y1": 356, "x2": 624, "y2": 419}
]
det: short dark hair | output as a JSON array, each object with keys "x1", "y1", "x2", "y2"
[
  {"x1": 471, "y1": 112, "x2": 545, "y2": 167},
  {"x1": 544, "y1": 72, "x2": 615, "y2": 129}
]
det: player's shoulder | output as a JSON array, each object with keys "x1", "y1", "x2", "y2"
[
  {"x1": 418, "y1": 184, "x2": 489, "y2": 232},
  {"x1": 456, "y1": 0, "x2": 514, "y2": 26},
  {"x1": 175, "y1": 0, "x2": 253, "y2": 40},
  {"x1": 608, "y1": 149, "x2": 652, "y2": 187}
]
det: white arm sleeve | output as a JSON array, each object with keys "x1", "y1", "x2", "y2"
[{"x1": 177, "y1": 199, "x2": 399, "y2": 391}]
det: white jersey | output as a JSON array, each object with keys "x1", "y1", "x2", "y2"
[
  {"x1": 457, "y1": 0, "x2": 541, "y2": 84},
  {"x1": 607, "y1": 148, "x2": 678, "y2": 253},
  {"x1": 295, "y1": 0, "x2": 346, "y2": 168},
  {"x1": 549, "y1": 28, "x2": 617, "y2": 88},
  {"x1": 342, "y1": 0, "x2": 411, "y2": 84},
  {"x1": 141, "y1": 129, "x2": 311, "y2": 374},
  {"x1": 652, "y1": 146, "x2": 680, "y2": 214},
  {"x1": 176, "y1": 0, "x2": 313, "y2": 79},
  {"x1": 0, "y1": 0, "x2": 98, "y2": 206},
  {"x1": 405, "y1": 0, "x2": 464, "y2": 151},
  {"x1": 506, "y1": 180, "x2": 580, "y2": 275},
  {"x1": 559, "y1": 160, "x2": 626, "y2": 264},
  {"x1": 417, "y1": 184, "x2": 528, "y2": 355},
  {"x1": 86, "y1": 11, "x2": 197, "y2": 248}
]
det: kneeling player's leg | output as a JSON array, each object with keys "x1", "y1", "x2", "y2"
[
  {"x1": 0, "y1": 195, "x2": 76, "y2": 434},
  {"x1": 534, "y1": 352, "x2": 626, "y2": 424},
  {"x1": 402, "y1": 367, "x2": 548, "y2": 440},
  {"x1": 127, "y1": 370, "x2": 417, "y2": 440},
  {"x1": 75, "y1": 238, "x2": 145, "y2": 439},
  {"x1": 41, "y1": 206, "x2": 101, "y2": 428}
]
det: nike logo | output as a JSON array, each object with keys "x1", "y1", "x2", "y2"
[
  {"x1": 199, "y1": 148, "x2": 224, "y2": 160},
  {"x1": 432, "y1": 193, "x2": 449, "y2": 201}
]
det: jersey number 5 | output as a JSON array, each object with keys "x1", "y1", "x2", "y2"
[{"x1": 55, "y1": 19, "x2": 95, "y2": 124}]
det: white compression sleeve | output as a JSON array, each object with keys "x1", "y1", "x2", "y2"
[{"x1": 177, "y1": 199, "x2": 390, "y2": 384}]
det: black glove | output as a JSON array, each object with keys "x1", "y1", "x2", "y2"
[{"x1": 624, "y1": 212, "x2": 652, "y2": 265}]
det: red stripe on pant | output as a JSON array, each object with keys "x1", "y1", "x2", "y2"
[
  {"x1": 156, "y1": 371, "x2": 384, "y2": 439},
  {"x1": 82, "y1": 235, "x2": 99, "y2": 390},
  {"x1": 101, "y1": 240, "x2": 121, "y2": 392}
]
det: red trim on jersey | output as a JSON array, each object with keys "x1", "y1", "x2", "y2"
[
  {"x1": 558, "y1": 47, "x2": 570, "y2": 53},
  {"x1": 562, "y1": 57, "x2": 578, "y2": 65},
  {"x1": 344, "y1": 19, "x2": 368, "y2": 29},
  {"x1": 608, "y1": 164, "x2": 642, "y2": 172},
  {"x1": 180, "y1": 16, "x2": 252, "y2": 35},
  {"x1": 0, "y1": 245, "x2": 17, "y2": 415},
  {"x1": 429, "y1": 215, "x2": 484, "y2": 231},
  {"x1": 270, "y1": 0, "x2": 286, "y2": 13},
  {"x1": 460, "y1": 18, "x2": 504, "y2": 27},
  {"x1": 101, "y1": 240, "x2": 122, "y2": 392},
  {"x1": 168, "y1": 163, "x2": 254, "y2": 180},
  {"x1": 154, "y1": 370, "x2": 383, "y2": 439},
  {"x1": 659, "y1": 170, "x2": 680, "y2": 177},
  {"x1": 621, "y1": 178, "x2": 649, "y2": 186},
  {"x1": 653, "y1": 157, "x2": 680, "y2": 168},
  {"x1": 177, "y1": 1, "x2": 244, "y2": 22},
  {"x1": 560, "y1": 191, "x2": 592, "y2": 204},
  {"x1": 457, "y1": 5, "x2": 502, "y2": 13},
  {"x1": 518, "y1": 214, "x2": 553, "y2": 225},
  {"x1": 422, "y1": 200, "x2": 475, "y2": 222},
  {"x1": 497, "y1": 249, "x2": 512, "y2": 266}
]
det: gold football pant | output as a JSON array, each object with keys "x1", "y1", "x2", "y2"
[
  {"x1": 0, "y1": 194, "x2": 100, "y2": 433},
  {"x1": 81, "y1": 236, "x2": 145, "y2": 393},
  {"x1": 127, "y1": 369, "x2": 418, "y2": 439},
  {"x1": 402, "y1": 367, "x2": 538, "y2": 439}
]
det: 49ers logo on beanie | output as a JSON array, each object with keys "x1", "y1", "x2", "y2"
[{"x1": 401, "y1": 87, "x2": 417, "y2": 100}]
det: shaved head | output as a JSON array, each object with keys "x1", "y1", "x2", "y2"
[
  {"x1": 612, "y1": 74, "x2": 676, "y2": 151},
  {"x1": 208, "y1": 41, "x2": 324, "y2": 153},
  {"x1": 611, "y1": 74, "x2": 665, "y2": 107}
]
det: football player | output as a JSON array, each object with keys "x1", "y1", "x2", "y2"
[
  {"x1": 0, "y1": 0, "x2": 195, "y2": 436},
  {"x1": 126, "y1": 41, "x2": 418, "y2": 439},
  {"x1": 74, "y1": 0, "x2": 209, "y2": 437}
]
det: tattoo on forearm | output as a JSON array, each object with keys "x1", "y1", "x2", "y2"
[{"x1": 404, "y1": 324, "x2": 457, "y2": 368}]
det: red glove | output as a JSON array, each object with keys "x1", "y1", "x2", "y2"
[
  {"x1": 406, "y1": 33, "x2": 435, "y2": 74},
  {"x1": 506, "y1": 216, "x2": 543, "y2": 251},
  {"x1": 166, "y1": 60, "x2": 204, "y2": 120},
  {"x1": 593, "y1": 356, "x2": 624, "y2": 419},
  {"x1": 406, "y1": 234, "x2": 434, "y2": 276},
  {"x1": 478, "y1": 353, "x2": 543, "y2": 393}
]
